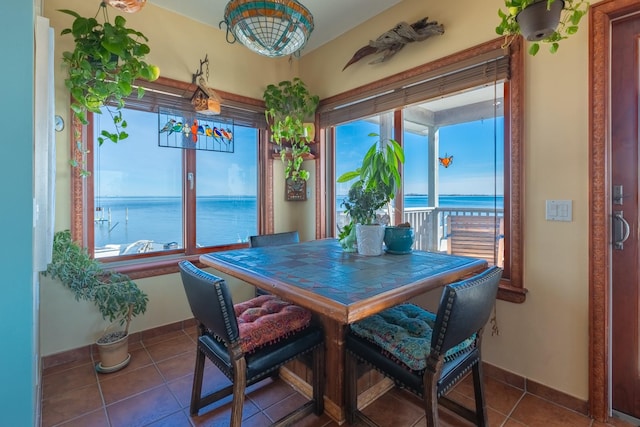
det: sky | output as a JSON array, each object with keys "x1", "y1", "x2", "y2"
[
  {"x1": 94, "y1": 108, "x2": 258, "y2": 197},
  {"x1": 335, "y1": 117, "x2": 505, "y2": 197},
  {"x1": 96, "y1": 105, "x2": 504, "y2": 198}
]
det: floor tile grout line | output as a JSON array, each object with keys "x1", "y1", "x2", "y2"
[
  {"x1": 91, "y1": 358, "x2": 112, "y2": 427},
  {"x1": 498, "y1": 390, "x2": 526, "y2": 427}
]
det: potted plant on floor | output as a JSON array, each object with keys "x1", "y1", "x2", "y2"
[
  {"x1": 59, "y1": 5, "x2": 160, "y2": 173},
  {"x1": 496, "y1": 0, "x2": 589, "y2": 55},
  {"x1": 337, "y1": 133, "x2": 405, "y2": 256},
  {"x1": 44, "y1": 230, "x2": 148, "y2": 373},
  {"x1": 263, "y1": 78, "x2": 319, "y2": 185}
]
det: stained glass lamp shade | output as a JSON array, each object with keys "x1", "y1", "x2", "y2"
[{"x1": 222, "y1": 0, "x2": 314, "y2": 57}]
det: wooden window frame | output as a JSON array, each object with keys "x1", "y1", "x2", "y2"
[
  {"x1": 317, "y1": 38, "x2": 525, "y2": 302},
  {"x1": 70, "y1": 76, "x2": 269, "y2": 279}
]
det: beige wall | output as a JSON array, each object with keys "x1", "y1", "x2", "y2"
[
  {"x1": 302, "y1": 0, "x2": 591, "y2": 401},
  {"x1": 42, "y1": 0, "x2": 289, "y2": 355},
  {"x1": 43, "y1": 0, "x2": 594, "y2": 402},
  {"x1": 273, "y1": 159, "x2": 317, "y2": 241}
]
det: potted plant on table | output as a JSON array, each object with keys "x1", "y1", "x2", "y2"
[
  {"x1": 496, "y1": 0, "x2": 589, "y2": 55},
  {"x1": 60, "y1": 4, "x2": 160, "y2": 173},
  {"x1": 337, "y1": 133, "x2": 405, "y2": 256},
  {"x1": 44, "y1": 230, "x2": 148, "y2": 373},
  {"x1": 383, "y1": 221, "x2": 415, "y2": 254},
  {"x1": 263, "y1": 78, "x2": 319, "y2": 185}
]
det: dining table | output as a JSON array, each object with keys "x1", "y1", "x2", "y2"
[{"x1": 199, "y1": 238, "x2": 488, "y2": 422}]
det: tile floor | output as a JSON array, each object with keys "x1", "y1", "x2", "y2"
[{"x1": 40, "y1": 328, "x2": 636, "y2": 427}]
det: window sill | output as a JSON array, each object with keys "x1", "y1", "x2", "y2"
[
  {"x1": 99, "y1": 244, "x2": 250, "y2": 280},
  {"x1": 498, "y1": 279, "x2": 527, "y2": 303}
]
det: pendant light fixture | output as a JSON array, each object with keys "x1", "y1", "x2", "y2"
[{"x1": 220, "y1": 0, "x2": 314, "y2": 58}]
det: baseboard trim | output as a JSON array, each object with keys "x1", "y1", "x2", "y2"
[
  {"x1": 484, "y1": 362, "x2": 589, "y2": 416},
  {"x1": 41, "y1": 318, "x2": 196, "y2": 370}
]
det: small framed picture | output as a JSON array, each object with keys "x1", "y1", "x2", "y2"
[{"x1": 285, "y1": 178, "x2": 307, "y2": 201}]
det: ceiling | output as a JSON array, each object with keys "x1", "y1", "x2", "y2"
[
  {"x1": 146, "y1": 0, "x2": 501, "y2": 132},
  {"x1": 148, "y1": 0, "x2": 403, "y2": 54}
]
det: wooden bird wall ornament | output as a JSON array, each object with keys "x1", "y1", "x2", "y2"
[{"x1": 342, "y1": 17, "x2": 445, "y2": 71}]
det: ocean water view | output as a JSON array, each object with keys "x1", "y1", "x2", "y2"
[
  {"x1": 94, "y1": 194, "x2": 503, "y2": 251},
  {"x1": 94, "y1": 196, "x2": 258, "y2": 250},
  {"x1": 403, "y1": 194, "x2": 503, "y2": 210}
]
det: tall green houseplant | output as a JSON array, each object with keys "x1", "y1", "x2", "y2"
[
  {"x1": 264, "y1": 78, "x2": 319, "y2": 183},
  {"x1": 337, "y1": 132, "x2": 405, "y2": 222},
  {"x1": 60, "y1": 5, "x2": 160, "y2": 171},
  {"x1": 337, "y1": 133, "x2": 405, "y2": 249}
]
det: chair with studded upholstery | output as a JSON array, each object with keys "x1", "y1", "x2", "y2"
[
  {"x1": 178, "y1": 260, "x2": 324, "y2": 426},
  {"x1": 345, "y1": 266, "x2": 502, "y2": 427},
  {"x1": 249, "y1": 231, "x2": 300, "y2": 296},
  {"x1": 249, "y1": 230, "x2": 300, "y2": 248}
]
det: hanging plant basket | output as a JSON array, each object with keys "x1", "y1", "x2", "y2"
[
  {"x1": 516, "y1": 0, "x2": 564, "y2": 41},
  {"x1": 496, "y1": 0, "x2": 589, "y2": 55}
]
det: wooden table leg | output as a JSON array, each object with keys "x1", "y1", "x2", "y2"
[
  {"x1": 280, "y1": 315, "x2": 393, "y2": 424},
  {"x1": 319, "y1": 315, "x2": 347, "y2": 423}
]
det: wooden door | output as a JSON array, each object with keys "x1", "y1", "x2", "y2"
[{"x1": 611, "y1": 12, "x2": 640, "y2": 419}]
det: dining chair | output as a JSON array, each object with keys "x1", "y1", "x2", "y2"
[
  {"x1": 345, "y1": 266, "x2": 502, "y2": 427},
  {"x1": 249, "y1": 230, "x2": 300, "y2": 248},
  {"x1": 178, "y1": 261, "x2": 324, "y2": 426},
  {"x1": 249, "y1": 231, "x2": 300, "y2": 296}
]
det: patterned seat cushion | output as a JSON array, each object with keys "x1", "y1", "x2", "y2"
[
  {"x1": 350, "y1": 303, "x2": 475, "y2": 371},
  {"x1": 234, "y1": 295, "x2": 312, "y2": 353}
]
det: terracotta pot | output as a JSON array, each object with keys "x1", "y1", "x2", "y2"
[
  {"x1": 516, "y1": 0, "x2": 564, "y2": 41},
  {"x1": 96, "y1": 332, "x2": 130, "y2": 373}
]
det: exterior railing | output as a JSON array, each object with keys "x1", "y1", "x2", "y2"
[
  {"x1": 337, "y1": 206, "x2": 503, "y2": 253},
  {"x1": 404, "y1": 207, "x2": 504, "y2": 252}
]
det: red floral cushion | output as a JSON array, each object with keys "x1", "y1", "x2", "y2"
[{"x1": 234, "y1": 295, "x2": 312, "y2": 353}]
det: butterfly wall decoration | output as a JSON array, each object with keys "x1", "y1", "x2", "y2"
[{"x1": 439, "y1": 153, "x2": 453, "y2": 168}]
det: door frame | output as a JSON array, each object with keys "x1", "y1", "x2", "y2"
[{"x1": 589, "y1": 0, "x2": 640, "y2": 421}]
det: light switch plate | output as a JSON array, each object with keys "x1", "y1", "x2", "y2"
[{"x1": 546, "y1": 200, "x2": 572, "y2": 221}]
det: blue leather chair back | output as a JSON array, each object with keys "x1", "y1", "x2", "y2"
[
  {"x1": 431, "y1": 266, "x2": 502, "y2": 356},
  {"x1": 249, "y1": 231, "x2": 299, "y2": 248}
]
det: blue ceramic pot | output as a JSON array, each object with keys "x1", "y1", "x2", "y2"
[{"x1": 384, "y1": 226, "x2": 415, "y2": 254}]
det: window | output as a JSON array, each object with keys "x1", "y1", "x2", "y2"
[
  {"x1": 71, "y1": 77, "x2": 267, "y2": 274},
  {"x1": 402, "y1": 84, "x2": 505, "y2": 267},
  {"x1": 92, "y1": 109, "x2": 259, "y2": 259},
  {"x1": 334, "y1": 115, "x2": 388, "y2": 233},
  {"x1": 322, "y1": 38, "x2": 525, "y2": 302}
]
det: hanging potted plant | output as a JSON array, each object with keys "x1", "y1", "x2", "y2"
[
  {"x1": 44, "y1": 230, "x2": 149, "y2": 373},
  {"x1": 263, "y1": 78, "x2": 319, "y2": 184},
  {"x1": 337, "y1": 133, "x2": 405, "y2": 256},
  {"x1": 496, "y1": 0, "x2": 589, "y2": 55},
  {"x1": 59, "y1": 4, "x2": 160, "y2": 170}
]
